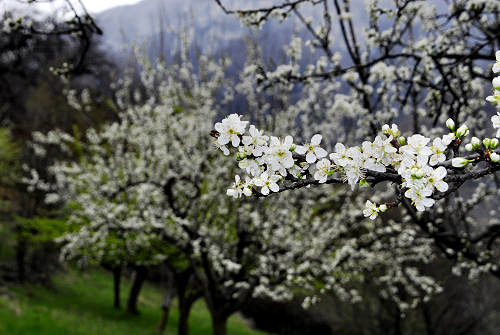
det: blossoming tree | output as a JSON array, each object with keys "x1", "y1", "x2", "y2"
[
  {"x1": 213, "y1": 0, "x2": 500, "y2": 287},
  {"x1": 25, "y1": 46, "x2": 363, "y2": 334},
  {"x1": 25, "y1": 1, "x2": 500, "y2": 331}
]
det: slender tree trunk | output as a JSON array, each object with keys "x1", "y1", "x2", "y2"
[
  {"x1": 394, "y1": 306, "x2": 402, "y2": 335},
  {"x1": 157, "y1": 306, "x2": 170, "y2": 334},
  {"x1": 178, "y1": 294, "x2": 197, "y2": 335},
  {"x1": 16, "y1": 234, "x2": 26, "y2": 283},
  {"x1": 156, "y1": 303, "x2": 172, "y2": 334},
  {"x1": 157, "y1": 288, "x2": 175, "y2": 334},
  {"x1": 210, "y1": 311, "x2": 229, "y2": 335},
  {"x1": 112, "y1": 266, "x2": 122, "y2": 309},
  {"x1": 126, "y1": 266, "x2": 147, "y2": 314}
]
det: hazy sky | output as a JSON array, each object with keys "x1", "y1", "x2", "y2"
[
  {"x1": 81, "y1": 0, "x2": 143, "y2": 13},
  {"x1": 3, "y1": 0, "x2": 143, "y2": 15}
]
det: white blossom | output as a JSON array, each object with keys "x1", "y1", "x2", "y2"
[
  {"x1": 429, "y1": 138, "x2": 446, "y2": 166},
  {"x1": 492, "y1": 112, "x2": 500, "y2": 138},
  {"x1": 253, "y1": 171, "x2": 280, "y2": 195},
  {"x1": 214, "y1": 113, "x2": 248, "y2": 147},
  {"x1": 313, "y1": 158, "x2": 332, "y2": 183},
  {"x1": 295, "y1": 134, "x2": 328, "y2": 163},
  {"x1": 363, "y1": 200, "x2": 379, "y2": 219},
  {"x1": 242, "y1": 125, "x2": 269, "y2": 156}
]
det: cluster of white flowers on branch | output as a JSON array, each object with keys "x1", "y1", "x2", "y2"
[{"x1": 213, "y1": 53, "x2": 500, "y2": 220}]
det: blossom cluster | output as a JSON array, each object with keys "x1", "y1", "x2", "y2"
[
  {"x1": 213, "y1": 51, "x2": 500, "y2": 219},
  {"x1": 214, "y1": 114, "x2": 463, "y2": 216},
  {"x1": 487, "y1": 51, "x2": 500, "y2": 138}
]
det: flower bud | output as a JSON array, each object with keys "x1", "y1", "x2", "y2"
[
  {"x1": 487, "y1": 92, "x2": 500, "y2": 104},
  {"x1": 455, "y1": 124, "x2": 469, "y2": 138},
  {"x1": 388, "y1": 124, "x2": 399, "y2": 137},
  {"x1": 379, "y1": 204, "x2": 388, "y2": 212},
  {"x1": 452, "y1": 157, "x2": 471, "y2": 168},
  {"x1": 483, "y1": 138, "x2": 491, "y2": 149},
  {"x1": 493, "y1": 77, "x2": 500, "y2": 90},
  {"x1": 442, "y1": 133, "x2": 455, "y2": 146},
  {"x1": 471, "y1": 137, "x2": 481, "y2": 149},
  {"x1": 465, "y1": 143, "x2": 473, "y2": 152},
  {"x1": 490, "y1": 138, "x2": 499, "y2": 149},
  {"x1": 382, "y1": 124, "x2": 390, "y2": 133},
  {"x1": 411, "y1": 167, "x2": 424, "y2": 178},
  {"x1": 398, "y1": 136, "x2": 406, "y2": 146},
  {"x1": 446, "y1": 118, "x2": 455, "y2": 131},
  {"x1": 236, "y1": 152, "x2": 246, "y2": 161},
  {"x1": 490, "y1": 152, "x2": 500, "y2": 163},
  {"x1": 359, "y1": 179, "x2": 370, "y2": 188}
]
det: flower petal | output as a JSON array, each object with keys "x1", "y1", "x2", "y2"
[
  {"x1": 295, "y1": 145, "x2": 307, "y2": 155},
  {"x1": 311, "y1": 134, "x2": 322, "y2": 145},
  {"x1": 314, "y1": 147, "x2": 327, "y2": 158},
  {"x1": 269, "y1": 183, "x2": 279, "y2": 192},
  {"x1": 261, "y1": 186, "x2": 269, "y2": 195},
  {"x1": 306, "y1": 152, "x2": 316, "y2": 163},
  {"x1": 231, "y1": 134, "x2": 240, "y2": 147}
]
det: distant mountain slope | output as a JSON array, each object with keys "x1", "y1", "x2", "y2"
[
  {"x1": 96, "y1": 0, "x2": 260, "y2": 50},
  {"x1": 95, "y1": 0, "x2": 398, "y2": 65}
]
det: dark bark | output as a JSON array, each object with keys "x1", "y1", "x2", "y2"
[
  {"x1": 393, "y1": 307, "x2": 402, "y2": 335},
  {"x1": 157, "y1": 303, "x2": 172, "y2": 334},
  {"x1": 126, "y1": 266, "x2": 147, "y2": 314},
  {"x1": 178, "y1": 292, "x2": 198, "y2": 335},
  {"x1": 157, "y1": 263, "x2": 176, "y2": 334},
  {"x1": 112, "y1": 266, "x2": 121, "y2": 309},
  {"x1": 210, "y1": 311, "x2": 229, "y2": 335},
  {"x1": 157, "y1": 284, "x2": 175, "y2": 334},
  {"x1": 421, "y1": 303, "x2": 436, "y2": 335},
  {"x1": 160, "y1": 261, "x2": 202, "y2": 335},
  {"x1": 16, "y1": 234, "x2": 26, "y2": 283}
]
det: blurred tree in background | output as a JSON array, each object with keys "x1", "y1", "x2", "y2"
[{"x1": 0, "y1": 3, "x2": 113, "y2": 285}]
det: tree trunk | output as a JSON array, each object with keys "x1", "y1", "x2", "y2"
[
  {"x1": 157, "y1": 288, "x2": 175, "y2": 334},
  {"x1": 210, "y1": 312, "x2": 229, "y2": 335},
  {"x1": 126, "y1": 266, "x2": 147, "y2": 314},
  {"x1": 112, "y1": 266, "x2": 121, "y2": 309},
  {"x1": 157, "y1": 304, "x2": 171, "y2": 334},
  {"x1": 178, "y1": 294, "x2": 197, "y2": 335},
  {"x1": 394, "y1": 306, "x2": 402, "y2": 335},
  {"x1": 16, "y1": 234, "x2": 26, "y2": 283}
]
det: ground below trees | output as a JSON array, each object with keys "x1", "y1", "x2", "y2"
[{"x1": 0, "y1": 268, "x2": 264, "y2": 335}]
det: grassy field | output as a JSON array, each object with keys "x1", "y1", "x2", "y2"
[{"x1": 0, "y1": 268, "x2": 266, "y2": 335}]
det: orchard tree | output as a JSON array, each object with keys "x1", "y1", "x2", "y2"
[
  {"x1": 30, "y1": 47, "x2": 458, "y2": 335},
  {"x1": 24, "y1": 46, "x2": 300, "y2": 334},
  {"x1": 212, "y1": 0, "x2": 500, "y2": 301}
]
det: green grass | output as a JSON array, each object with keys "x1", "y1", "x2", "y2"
[{"x1": 0, "y1": 268, "x2": 266, "y2": 335}]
